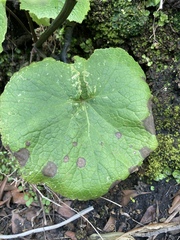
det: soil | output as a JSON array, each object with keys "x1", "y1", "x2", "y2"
[
  {"x1": 0, "y1": 1, "x2": 180, "y2": 240},
  {"x1": 0, "y1": 175, "x2": 180, "y2": 240}
]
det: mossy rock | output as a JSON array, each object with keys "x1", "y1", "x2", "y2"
[
  {"x1": 144, "y1": 134, "x2": 180, "y2": 182},
  {"x1": 85, "y1": 0, "x2": 149, "y2": 47}
]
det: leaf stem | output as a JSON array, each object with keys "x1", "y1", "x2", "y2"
[{"x1": 34, "y1": 0, "x2": 77, "y2": 49}]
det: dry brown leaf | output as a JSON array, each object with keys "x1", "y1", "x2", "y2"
[
  {"x1": 139, "y1": 205, "x2": 156, "y2": 225},
  {"x1": 103, "y1": 215, "x2": 116, "y2": 232},
  {"x1": 168, "y1": 194, "x2": 180, "y2": 214},
  {"x1": 65, "y1": 230, "x2": 77, "y2": 240},
  {"x1": 2, "y1": 191, "x2": 12, "y2": 208},
  {"x1": 23, "y1": 207, "x2": 42, "y2": 227},
  {"x1": 12, "y1": 211, "x2": 25, "y2": 234},
  {"x1": 165, "y1": 192, "x2": 180, "y2": 223},
  {"x1": 11, "y1": 189, "x2": 27, "y2": 205},
  {"x1": 121, "y1": 190, "x2": 150, "y2": 206},
  {"x1": 55, "y1": 200, "x2": 75, "y2": 218},
  {"x1": 3, "y1": 182, "x2": 18, "y2": 191}
]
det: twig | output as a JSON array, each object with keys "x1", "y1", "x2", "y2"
[
  {"x1": 123, "y1": 222, "x2": 180, "y2": 238},
  {"x1": 6, "y1": 6, "x2": 31, "y2": 36},
  {"x1": 101, "y1": 196, "x2": 122, "y2": 208},
  {"x1": 0, "y1": 206, "x2": 94, "y2": 239},
  {"x1": 32, "y1": 184, "x2": 62, "y2": 208},
  {"x1": 25, "y1": 11, "x2": 37, "y2": 42},
  {"x1": 158, "y1": 0, "x2": 164, "y2": 10}
]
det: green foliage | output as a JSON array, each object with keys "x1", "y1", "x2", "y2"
[
  {"x1": 0, "y1": 0, "x2": 7, "y2": 53},
  {"x1": 86, "y1": 0, "x2": 150, "y2": 46},
  {"x1": 146, "y1": 0, "x2": 160, "y2": 7},
  {"x1": 0, "y1": 0, "x2": 90, "y2": 52},
  {"x1": 24, "y1": 193, "x2": 36, "y2": 207},
  {"x1": 0, "y1": 48, "x2": 158, "y2": 200},
  {"x1": 172, "y1": 11, "x2": 180, "y2": 33},
  {"x1": 20, "y1": 0, "x2": 90, "y2": 24},
  {"x1": 0, "y1": 151, "x2": 19, "y2": 180},
  {"x1": 130, "y1": 14, "x2": 180, "y2": 70},
  {"x1": 153, "y1": 11, "x2": 169, "y2": 27}
]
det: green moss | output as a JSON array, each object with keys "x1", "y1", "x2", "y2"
[
  {"x1": 130, "y1": 8, "x2": 180, "y2": 70},
  {"x1": 86, "y1": 0, "x2": 149, "y2": 47},
  {"x1": 145, "y1": 134, "x2": 180, "y2": 181},
  {"x1": 153, "y1": 97, "x2": 180, "y2": 136},
  {"x1": 143, "y1": 94, "x2": 180, "y2": 182},
  {"x1": 172, "y1": 11, "x2": 180, "y2": 33}
]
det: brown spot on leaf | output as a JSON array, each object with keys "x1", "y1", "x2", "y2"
[
  {"x1": 42, "y1": 161, "x2": 57, "y2": 177},
  {"x1": 141, "y1": 76, "x2": 146, "y2": 81},
  {"x1": 115, "y1": 132, "x2": 122, "y2": 139},
  {"x1": 140, "y1": 147, "x2": 152, "y2": 159},
  {"x1": 143, "y1": 99, "x2": 156, "y2": 134},
  {"x1": 129, "y1": 166, "x2": 139, "y2": 174},
  {"x1": 14, "y1": 148, "x2": 30, "y2": 166},
  {"x1": 77, "y1": 157, "x2": 86, "y2": 168},
  {"x1": 25, "y1": 141, "x2": 31, "y2": 147},
  {"x1": 72, "y1": 142, "x2": 77, "y2": 147},
  {"x1": 63, "y1": 155, "x2": 69, "y2": 162}
]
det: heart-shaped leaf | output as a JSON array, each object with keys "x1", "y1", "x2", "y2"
[{"x1": 0, "y1": 48, "x2": 158, "y2": 200}]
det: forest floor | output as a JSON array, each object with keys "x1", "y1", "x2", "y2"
[{"x1": 0, "y1": 172, "x2": 180, "y2": 240}]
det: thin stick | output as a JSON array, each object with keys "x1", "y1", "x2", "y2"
[
  {"x1": 0, "y1": 206, "x2": 94, "y2": 239},
  {"x1": 101, "y1": 196, "x2": 122, "y2": 208},
  {"x1": 25, "y1": 11, "x2": 37, "y2": 42},
  {"x1": 6, "y1": 6, "x2": 31, "y2": 35},
  {"x1": 32, "y1": 184, "x2": 62, "y2": 208},
  {"x1": 158, "y1": 0, "x2": 164, "y2": 10}
]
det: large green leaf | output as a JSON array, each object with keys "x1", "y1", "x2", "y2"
[
  {"x1": 20, "y1": 0, "x2": 90, "y2": 25},
  {"x1": 0, "y1": 0, "x2": 7, "y2": 53},
  {"x1": 0, "y1": 48, "x2": 158, "y2": 200}
]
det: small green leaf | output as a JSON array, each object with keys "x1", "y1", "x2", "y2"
[
  {"x1": 0, "y1": 0, "x2": 7, "y2": 53},
  {"x1": 0, "y1": 48, "x2": 158, "y2": 200},
  {"x1": 29, "y1": 13, "x2": 50, "y2": 26},
  {"x1": 146, "y1": 0, "x2": 160, "y2": 7}
]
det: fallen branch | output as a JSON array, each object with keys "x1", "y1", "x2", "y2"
[
  {"x1": 0, "y1": 206, "x2": 94, "y2": 239},
  {"x1": 122, "y1": 222, "x2": 180, "y2": 238}
]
